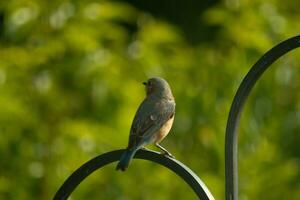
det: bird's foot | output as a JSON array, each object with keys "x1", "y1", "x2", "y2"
[
  {"x1": 162, "y1": 151, "x2": 175, "y2": 158},
  {"x1": 155, "y1": 143, "x2": 175, "y2": 158}
]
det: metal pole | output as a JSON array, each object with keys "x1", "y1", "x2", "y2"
[
  {"x1": 53, "y1": 149, "x2": 215, "y2": 200},
  {"x1": 225, "y1": 35, "x2": 300, "y2": 200}
]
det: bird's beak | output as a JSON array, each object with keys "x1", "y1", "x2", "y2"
[{"x1": 142, "y1": 82, "x2": 147, "y2": 86}]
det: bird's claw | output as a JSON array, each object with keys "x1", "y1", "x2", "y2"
[{"x1": 162, "y1": 152, "x2": 175, "y2": 158}]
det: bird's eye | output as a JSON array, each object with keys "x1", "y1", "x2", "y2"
[{"x1": 142, "y1": 80, "x2": 152, "y2": 86}]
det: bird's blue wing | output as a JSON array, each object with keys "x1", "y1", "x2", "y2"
[{"x1": 127, "y1": 98, "x2": 175, "y2": 149}]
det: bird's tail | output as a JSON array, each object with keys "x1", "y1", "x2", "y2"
[{"x1": 116, "y1": 148, "x2": 137, "y2": 171}]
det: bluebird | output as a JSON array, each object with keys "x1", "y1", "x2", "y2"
[{"x1": 116, "y1": 77, "x2": 176, "y2": 171}]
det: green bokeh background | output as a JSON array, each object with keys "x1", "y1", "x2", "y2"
[{"x1": 0, "y1": 0, "x2": 299, "y2": 199}]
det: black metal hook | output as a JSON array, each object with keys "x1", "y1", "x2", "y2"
[
  {"x1": 53, "y1": 149, "x2": 215, "y2": 200},
  {"x1": 225, "y1": 35, "x2": 300, "y2": 200}
]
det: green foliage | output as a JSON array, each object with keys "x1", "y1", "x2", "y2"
[{"x1": 0, "y1": 0, "x2": 299, "y2": 199}]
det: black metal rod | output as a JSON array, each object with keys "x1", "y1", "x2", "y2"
[
  {"x1": 53, "y1": 149, "x2": 215, "y2": 200},
  {"x1": 225, "y1": 35, "x2": 300, "y2": 200}
]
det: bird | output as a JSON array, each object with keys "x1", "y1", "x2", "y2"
[{"x1": 116, "y1": 77, "x2": 176, "y2": 171}]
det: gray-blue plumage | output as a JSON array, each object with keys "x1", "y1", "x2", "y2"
[{"x1": 116, "y1": 77, "x2": 175, "y2": 171}]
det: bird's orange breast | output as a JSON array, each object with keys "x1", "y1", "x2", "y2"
[{"x1": 154, "y1": 115, "x2": 174, "y2": 143}]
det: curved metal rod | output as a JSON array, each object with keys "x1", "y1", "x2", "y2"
[
  {"x1": 53, "y1": 149, "x2": 215, "y2": 200},
  {"x1": 225, "y1": 35, "x2": 300, "y2": 200}
]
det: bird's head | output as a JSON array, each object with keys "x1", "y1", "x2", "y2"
[{"x1": 143, "y1": 77, "x2": 174, "y2": 99}]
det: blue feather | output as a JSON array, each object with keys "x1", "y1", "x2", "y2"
[{"x1": 116, "y1": 149, "x2": 137, "y2": 171}]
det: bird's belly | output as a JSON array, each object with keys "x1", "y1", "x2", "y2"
[{"x1": 154, "y1": 116, "x2": 174, "y2": 143}]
